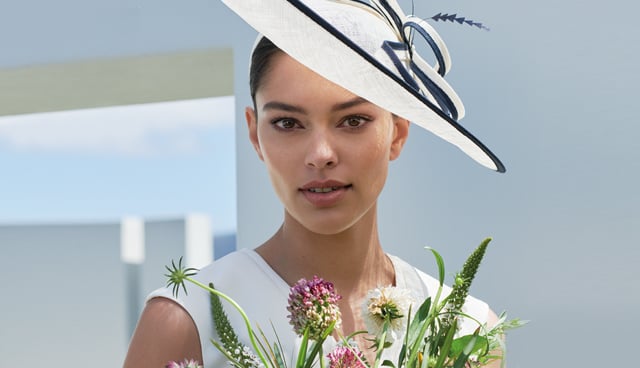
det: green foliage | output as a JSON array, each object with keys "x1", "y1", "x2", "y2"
[
  {"x1": 209, "y1": 282, "x2": 256, "y2": 367},
  {"x1": 163, "y1": 236, "x2": 524, "y2": 368},
  {"x1": 395, "y1": 237, "x2": 525, "y2": 368},
  {"x1": 164, "y1": 257, "x2": 198, "y2": 297},
  {"x1": 425, "y1": 247, "x2": 446, "y2": 287},
  {"x1": 450, "y1": 334, "x2": 487, "y2": 358},
  {"x1": 443, "y1": 238, "x2": 491, "y2": 329}
]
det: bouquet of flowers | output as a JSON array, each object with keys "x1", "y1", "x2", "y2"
[{"x1": 165, "y1": 237, "x2": 524, "y2": 368}]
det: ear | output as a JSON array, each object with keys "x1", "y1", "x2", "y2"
[
  {"x1": 389, "y1": 115, "x2": 410, "y2": 161},
  {"x1": 246, "y1": 107, "x2": 264, "y2": 161}
]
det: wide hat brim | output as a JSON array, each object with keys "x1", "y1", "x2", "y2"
[{"x1": 223, "y1": 0, "x2": 506, "y2": 172}]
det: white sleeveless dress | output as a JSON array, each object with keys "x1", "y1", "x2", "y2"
[{"x1": 149, "y1": 249, "x2": 489, "y2": 367}]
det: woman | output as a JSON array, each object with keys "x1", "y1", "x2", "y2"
[{"x1": 125, "y1": 1, "x2": 505, "y2": 367}]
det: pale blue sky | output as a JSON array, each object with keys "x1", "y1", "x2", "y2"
[{"x1": 0, "y1": 97, "x2": 237, "y2": 233}]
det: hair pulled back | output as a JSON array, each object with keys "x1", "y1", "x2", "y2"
[{"x1": 249, "y1": 37, "x2": 282, "y2": 105}]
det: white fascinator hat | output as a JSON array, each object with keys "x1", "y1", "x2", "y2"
[{"x1": 222, "y1": 0, "x2": 506, "y2": 172}]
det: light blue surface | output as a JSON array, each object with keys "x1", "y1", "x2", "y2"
[{"x1": 234, "y1": 1, "x2": 640, "y2": 367}]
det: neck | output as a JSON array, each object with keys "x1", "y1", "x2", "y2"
[
  {"x1": 255, "y1": 205, "x2": 396, "y2": 352},
  {"x1": 256, "y1": 205, "x2": 394, "y2": 293}
]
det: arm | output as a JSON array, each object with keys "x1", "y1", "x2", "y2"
[{"x1": 123, "y1": 297, "x2": 203, "y2": 368}]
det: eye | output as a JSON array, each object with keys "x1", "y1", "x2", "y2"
[
  {"x1": 271, "y1": 118, "x2": 300, "y2": 130},
  {"x1": 340, "y1": 115, "x2": 370, "y2": 129}
]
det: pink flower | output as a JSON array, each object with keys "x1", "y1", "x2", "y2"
[
  {"x1": 165, "y1": 358, "x2": 202, "y2": 368},
  {"x1": 327, "y1": 345, "x2": 367, "y2": 368},
  {"x1": 287, "y1": 276, "x2": 342, "y2": 340}
]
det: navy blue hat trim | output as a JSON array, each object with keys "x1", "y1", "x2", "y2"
[{"x1": 286, "y1": 0, "x2": 506, "y2": 173}]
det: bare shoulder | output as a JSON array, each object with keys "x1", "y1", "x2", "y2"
[
  {"x1": 484, "y1": 307, "x2": 505, "y2": 368},
  {"x1": 123, "y1": 297, "x2": 202, "y2": 368},
  {"x1": 487, "y1": 307, "x2": 500, "y2": 327}
]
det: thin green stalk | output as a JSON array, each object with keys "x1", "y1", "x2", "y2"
[
  {"x1": 271, "y1": 322, "x2": 289, "y2": 368},
  {"x1": 433, "y1": 320, "x2": 457, "y2": 368},
  {"x1": 406, "y1": 286, "x2": 446, "y2": 366},
  {"x1": 297, "y1": 328, "x2": 310, "y2": 368},
  {"x1": 406, "y1": 248, "x2": 448, "y2": 366},
  {"x1": 372, "y1": 322, "x2": 389, "y2": 368},
  {"x1": 256, "y1": 325, "x2": 279, "y2": 367},
  {"x1": 335, "y1": 330, "x2": 369, "y2": 368},
  {"x1": 184, "y1": 276, "x2": 270, "y2": 367},
  {"x1": 303, "y1": 321, "x2": 336, "y2": 368}
]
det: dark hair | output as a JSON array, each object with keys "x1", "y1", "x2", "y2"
[{"x1": 249, "y1": 37, "x2": 283, "y2": 105}]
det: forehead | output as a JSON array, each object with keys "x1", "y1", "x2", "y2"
[{"x1": 256, "y1": 52, "x2": 363, "y2": 107}]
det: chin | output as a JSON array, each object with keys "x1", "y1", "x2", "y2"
[
  {"x1": 294, "y1": 217, "x2": 346, "y2": 235},
  {"x1": 306, "y1": 223, "x2": 353, "y2": 236},
  {"x1": 293, "y1": 210, "x2": 366, "y2": 236}
]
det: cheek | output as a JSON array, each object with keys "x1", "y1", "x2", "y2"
[
  {"x1": 256, "y1": 128, "x2": 298, "y2": 193},
  {"x1": 364, "y1": 122, "x2": 395, "y2": 161},
  {"x1": 355, "y1": 127, "x2": 393, "y2": 183},
  {"x1": 260, "y1": 149, "x2": 295, "y2": 206},
  {"x1": 260, "y1": 144, "x2": 289, "y2": 177}
]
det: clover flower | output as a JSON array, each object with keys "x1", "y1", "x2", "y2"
[
  {"x1": 362, "y1": 286, "x2": 415, "y2": 343},
  {"x1": 287, "y1": 275, "x2": 342, "y2": 340},
  {"x1": 165, "y1": 358, "x2": 202, "y2": 368},
  {"x1": 327, "y1": 344, "x2": 367, "y2": 368}
]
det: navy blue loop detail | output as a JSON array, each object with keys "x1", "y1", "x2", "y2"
[
  {"x1": 381, "y1": 41, "x2": 420, "y2": 91},
  {"x1": 378, "y1": 0, "x2": 405, "y2": 36},
  {"x1": 404, "y1": 21, "x2": 446, "y2": 77},
  {"x1": 410, "y1": 61, "x2": 458, "y2": 120},
  {"x1": 382, "y1": 41, "x2": 458, "y2": 120},
  {"x1": 284, "y1": 0, "x2": 505, "y2": 172}
]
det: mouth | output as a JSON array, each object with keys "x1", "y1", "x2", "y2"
[
  {"x1": 299, "y1": 180, "x2": 353, "y2": 194},
  {"x1": 305, "y1": 185, "x2": 352, "y2": 193},
  {"x1": 299, "y1": 182, "x2": 352, "y2": 207}
]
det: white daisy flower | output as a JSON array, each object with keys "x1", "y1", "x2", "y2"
[{"x1": 362, "y1": 286, "x2": 415, "y2": 343}]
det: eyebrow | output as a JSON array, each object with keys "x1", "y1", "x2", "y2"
[
  {"x1": 261, "y1": 97, "x2": 370, "y2": 114},
  {"x1": 262, "y1": 101, "x2": 307, "y2": 114},
  {"x1": 332, "y1": 97, "x2": 370, "y2": 111}
]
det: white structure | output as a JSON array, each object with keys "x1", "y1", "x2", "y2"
[
  {"x1": 0, "y1": 215, "x2": 214, "y2": 367},
  {"x1": 0, "y1": 6, "x2": 234, "y2": 365}
]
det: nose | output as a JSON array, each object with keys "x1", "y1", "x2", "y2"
[{"x1": 305, "y1": 130, "x2": 338, "y2": 169}]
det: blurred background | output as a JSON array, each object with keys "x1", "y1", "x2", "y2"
[{"x1": 1, "y1": 0, "x2": 638, "y2": 367}]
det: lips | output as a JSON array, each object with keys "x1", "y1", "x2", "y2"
[
  {"x1": 300, "y1": 180, "x2": 351, "y2": 192},
  {"x1": 299, "y1": 180, "x2": 352, "y2": 207},
  {"x1": 307, "y1": 186, "x2": 350, "y2": 193}
]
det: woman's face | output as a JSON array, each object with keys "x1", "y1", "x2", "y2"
[{"x1": 246, "y1": 52, "x2": 409, "y2": 235}]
